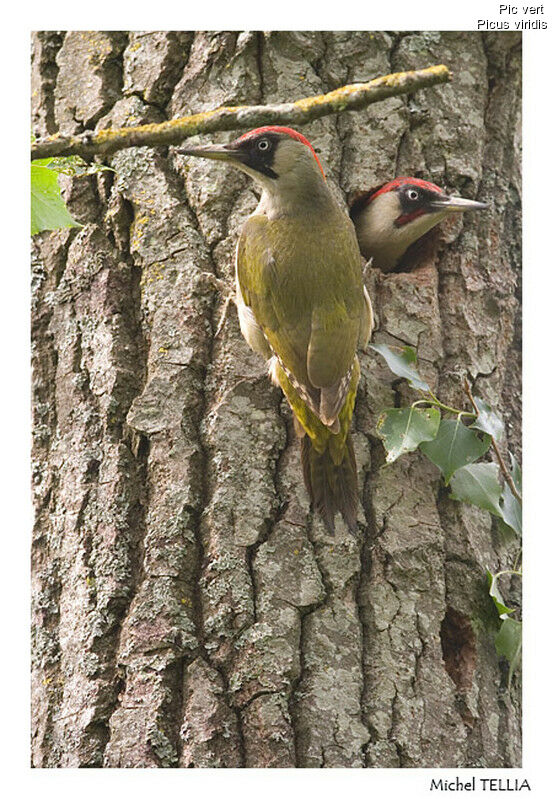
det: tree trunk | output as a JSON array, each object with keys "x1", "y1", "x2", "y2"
[{"x1": 31, "y1": 30, "x2": 522, "y2": 768}]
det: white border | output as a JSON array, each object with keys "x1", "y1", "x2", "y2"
[{"x1": 4, "y1": 0, "x2": 550, "y2": 793}]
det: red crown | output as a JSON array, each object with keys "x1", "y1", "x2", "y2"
[
  {"x1": 238, "y1": 126, "x2": 325, "y2": 177},
  {"x1": 369, "y1": 177, "x2": 444, "y2": 203}
]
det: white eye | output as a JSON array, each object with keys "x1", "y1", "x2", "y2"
[
  {"x1": 257, "y1": 138, "x2": 271, "y2": 151},
  {"x1": 407, "y1": 189, "x2": 419, "y2": 201}
]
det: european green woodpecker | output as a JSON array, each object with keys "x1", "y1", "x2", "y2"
[
  {"x1": 350, "y1": 177, "x2": 488, "y2": 271},
  {"x1": 179, "y1": 126, "x2": 373, "y2": 533}
]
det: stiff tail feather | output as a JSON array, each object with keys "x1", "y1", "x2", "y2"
[{"x1": 300, "y1": 433, "x2": 358, "y2": 535}]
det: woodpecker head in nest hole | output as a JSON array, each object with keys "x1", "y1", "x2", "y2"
[{"x1": 349, "y1": 177, "x2": 488, "y2": 272}]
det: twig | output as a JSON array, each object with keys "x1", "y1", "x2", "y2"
[
  {"x1": 413, "y1": 392, "x2": 476, "y2": 418},
  {"x1": 463, "y1": 378, "x2": 522, "y2": 503},
  {"x1": 31, "y1": 65, "x2": 450, "y2": 161}
]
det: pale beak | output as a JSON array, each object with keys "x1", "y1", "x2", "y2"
[
  {"x1": 177, "y1": 142, "x2": 242, "y2": 162},
  {"x1": 429, "y1": 194, "x2": 488, "y2": 213}
]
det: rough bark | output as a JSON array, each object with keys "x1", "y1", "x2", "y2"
[{"x1": 31, "y1": 30, "x2": 522, "y2": 768}]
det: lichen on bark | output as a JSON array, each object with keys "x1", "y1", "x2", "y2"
[{"x1": 31, "y1": 30, "x2": 521, "y2": 768}]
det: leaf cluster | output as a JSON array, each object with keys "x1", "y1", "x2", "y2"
[
  {"x1": 372, "y1": 343, "x2": 521, "y2": 537},
  {"x1": 372, "y1": 343, "x2": 522, "y2": 686}
]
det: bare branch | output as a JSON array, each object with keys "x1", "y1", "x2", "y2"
[{"x1": 31, "y1": 64, "x2": 450, "y2": 161}]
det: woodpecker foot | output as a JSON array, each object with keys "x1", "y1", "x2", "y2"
[
  {"x1": 195, "y1": 271, "x2": 236, "y2": 338},
  {"x1": 197, "y1": 271, "x2": 228, "y2": 295},
  {"x1": 214, "y1": 292, "x2": 236, "y2": 338}
]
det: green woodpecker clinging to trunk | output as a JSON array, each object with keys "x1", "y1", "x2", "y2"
[
  {"x1": 179, "y1": 126, "x2": 373, "y2": 534},
  {"x1": 350, "y1": 177, "x2": 488, "y2": 272}
]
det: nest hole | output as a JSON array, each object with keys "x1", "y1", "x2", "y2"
[{"x1": 440, "y1": 607, "x2": 477, "y2": 694}]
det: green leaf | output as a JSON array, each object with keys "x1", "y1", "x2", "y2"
[
  {"x1": 495, "y1": 617, "x2": 522, "y2": 688},
  {"x1": 420, "y1": 417, "x2": 491, "y2": 483},
  {"x1": 31, "y1": 164, "x2": 80, "y2": 235},
  {"x1": 486, "y1": 569, "x2": 516, "y2": 619},
  {"x1": 449, "y1": 462, "x2": 503, "y2": 515},
  {"x1": 500, "y1": 482, "x2": 522, "y2": 536},
  {"x1": 376, "y1": 406, "x2": 440, "y2": 464},
  {"x1": 370, "y1": 343, "x2": 430, "y2": 391},
  {"x1": 470, "y1": 396, "x2": 504, "y2": 441}
]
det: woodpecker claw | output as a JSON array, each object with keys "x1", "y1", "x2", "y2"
[{"x1": 214, "y1": 293, "x2": 235, "y2": 339}]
